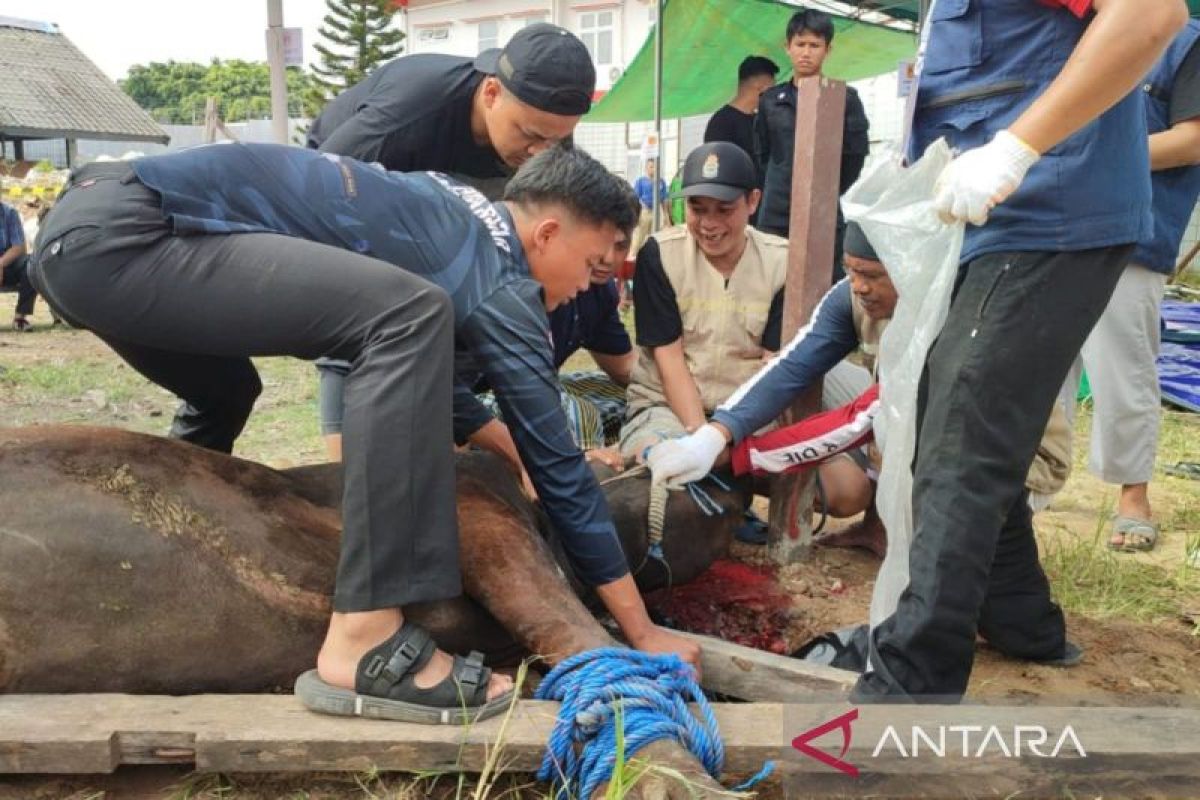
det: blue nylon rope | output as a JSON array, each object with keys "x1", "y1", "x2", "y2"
[{"x1": 534, "y1": 648, "x2": 773, "y2": 799}]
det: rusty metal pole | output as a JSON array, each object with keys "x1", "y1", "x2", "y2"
[{"x1": 766, "y1": 76, "x2": 847, "y2": 565}]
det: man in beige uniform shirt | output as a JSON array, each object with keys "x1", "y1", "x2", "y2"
[{"x1": 619, "y1": 142, "x2": 790, "y2": 460}]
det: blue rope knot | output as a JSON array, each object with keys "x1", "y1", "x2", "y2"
[{"x1": 535, "y1": 647, "x2": 724, "y2": 799}]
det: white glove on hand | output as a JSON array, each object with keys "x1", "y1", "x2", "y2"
[
  {"x1": 933, "y1": 130, "x2": 1040, "y2": 226},
  {"x1": 646, "y1": 424, "x2": 727, "y2": 489}
]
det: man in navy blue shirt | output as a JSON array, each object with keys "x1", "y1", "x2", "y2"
[
  {"x1": 32, "y1": 143, "x2": 698, "y2": 723},
  {"x1": 318, "y1": 212, "x2": 635, "y2": 474},
  {"x1": 0, "y1": 200, "x2": 37, "y2": 331}
]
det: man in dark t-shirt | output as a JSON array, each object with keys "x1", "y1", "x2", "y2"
[
  {"x1": 754, "y1": 10, "x2": 869, "y2": 281},
  {"x1": 308, "y1": 23, "x2": 595, "y2": 198},
  {"x1": 704, "y1": 55, "x2": 779, "y2": 163}
]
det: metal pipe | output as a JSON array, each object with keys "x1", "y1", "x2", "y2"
[
  {"x1": 266, "y1": 0, "x2": 290, "y2": 145},
  {"x1": 651, "y1": 0, "x2": 665, "y2": 230}
]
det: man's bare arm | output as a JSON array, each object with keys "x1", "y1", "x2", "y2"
[
  {"x1": 1009, "y1": 0, "x2": 1188, "y2": 154},
  {"x1": 651, "y1": 339, "x2": 707, "y2": 433},
  {"x1": 1150, "y1": 118, "x2": 1200, "y2": 169},
  {"x1": 590, "y1": 349, "x2": 636, "y2": 387}
]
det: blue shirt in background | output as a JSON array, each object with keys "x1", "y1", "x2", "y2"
[
  {"x1": 0, "y1": 202, "x2": 25, "y2": 251},
  {"x1": 633, "y1": 176, "x2": 668, "y2": 210}
]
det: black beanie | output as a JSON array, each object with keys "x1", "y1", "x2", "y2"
[{"x1": 843, "y1": 221, "x2": 879, "y2": 262}]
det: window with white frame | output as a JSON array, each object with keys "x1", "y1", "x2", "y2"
[
  {"x1": 418, "y1": 27, "x2": 449, "y2": 43},
  {"x1": 578, "y1": 10, "x2": 614, "y2": 66},
  {"x1": 477, "y1": 20, "x2": 499, "y2": 53},
  {"x1": 523, "y1": 14, "x2": 548, "y2": 27}
]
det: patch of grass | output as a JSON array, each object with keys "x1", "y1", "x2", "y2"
[
  {"x1": 0, "y1": 358, "x2": 145, "y2": 405},
  {"x1": 1043, "y1": 501, "x2": 1200, "y2": 630}
]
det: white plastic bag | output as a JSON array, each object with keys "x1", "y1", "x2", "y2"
[{"x1": 840, "y1": 140, "x2": 964, "y2": 631}]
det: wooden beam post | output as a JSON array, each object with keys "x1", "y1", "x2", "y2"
[{"x1": 767, "y1": 76, "x2": 846, "y2": 565}]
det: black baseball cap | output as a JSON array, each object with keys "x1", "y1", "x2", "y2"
[
  {"x1": 475, "y1": 24, "x2": 596, "y2": 117},
  {"x1": 678, "y1": 142, "x2": 758, "y2": 202}
]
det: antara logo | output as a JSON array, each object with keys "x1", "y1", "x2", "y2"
[
  {"x1": 791, "y1": 710, "x2": 1088, "y2": 776},
  {"x1": 792, "y1": 709, "x2": 860, "y2": 777}
]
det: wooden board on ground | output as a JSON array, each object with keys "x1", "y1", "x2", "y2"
[
  {"x1": 677, "y1": 629, "x2": 858, "y2": 698},
  {"x1": 2, "y1": 694, "x2": 1198, "y2": 796}
]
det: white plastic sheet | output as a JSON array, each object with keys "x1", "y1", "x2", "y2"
[{"x1": 840, "y1": 140, "x2": 964, "y2": 630}]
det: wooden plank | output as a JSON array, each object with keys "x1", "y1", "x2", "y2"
[
  {"x1": 769, "y1": 76, "x2": 848, "y2": 565},
  {"x1": 676, "y1": 629, "x2": 857, "y2": 699},
  {"x1": 2, "y1": 695, "x2": 1199, "y2": 795}
]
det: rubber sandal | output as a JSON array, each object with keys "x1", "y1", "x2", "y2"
[
  {"x1": 790, "y1": 624, "x2": 870, "y2": 673},
  {"x1": 295, "y1": 621, "x2": 514, "y2": 724},
  {"x1": 734, "y1": 509, "x2": 769, "y2": 545},
  {"x1": 1108, "y1": 516, "x2": 1159, "y2": 552},
  {"x1": 1032, "y1": 640, "x2": 1083, "y2": 668},
  {"x1": 1164, "y1": 462, "x2": 1200, "y2": 481}
]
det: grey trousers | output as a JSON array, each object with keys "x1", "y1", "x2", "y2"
[
  {"x1": 32, "y1": 167, "x2": 461, "y2": 612},
  {"x1": 1063, "y1": 263, "x2": 1167, "y2": 486}
]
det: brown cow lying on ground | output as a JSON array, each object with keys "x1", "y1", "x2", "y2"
[{"x1": 0, "y1": 425, "x2": 744, "y2": 695}]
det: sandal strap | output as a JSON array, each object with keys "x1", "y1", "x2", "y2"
[
  {"x1": 357, "y1": 622, "x2": 435, "y2": 695},
  {"x1": 451, "y1": 651, "x2": 492, "y2": 706},
  {"x1": 456, "y1": 651, "x2": 487, "y2": 695}
]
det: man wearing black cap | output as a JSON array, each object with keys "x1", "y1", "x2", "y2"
[
  {"x1": 309, "y1": 23, "x2": 595, "y2": 472},
  {"x1": 307, "y1": 23, "x2": 595, "y2": 193},
  {"x1": 618, "y1": 142, "x2": 790, "y2": 461}
]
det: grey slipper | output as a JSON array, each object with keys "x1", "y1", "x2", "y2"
[
  {"x1": 1109, "y1": 516, "x2": 1159, "y2": 552},
  {"x1": 295, "y1": 622, "x2": 515, "y2": 725}
]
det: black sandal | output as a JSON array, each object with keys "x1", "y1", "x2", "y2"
[{"x1": 295, "y1": 622, "x2": 514, "y2": 724}]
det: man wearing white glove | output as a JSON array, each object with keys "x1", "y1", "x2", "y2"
[
  {"x1": 645, "y1": 424, "x2": 729, "y2": 489},
  {"x1": 617, "y1": 142, "x2": 793, "y2": 467},
  {"x1": 851, "y1": 0, "x2": 1188, "y2": 704}
]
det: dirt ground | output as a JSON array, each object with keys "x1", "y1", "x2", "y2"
[{"x1": 1, "y1": 298, "x2": 1198, "y2": 798}]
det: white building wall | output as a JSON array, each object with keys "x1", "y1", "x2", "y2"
[{"x1": 405, "y1": 0, "x2": 654, "y2": 93}]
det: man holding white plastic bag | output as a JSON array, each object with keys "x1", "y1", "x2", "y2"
[{"x1": 648, "y1": 0, "x2": 1187, "y2": 702}]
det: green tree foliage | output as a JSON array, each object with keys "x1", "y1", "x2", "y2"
[
  {"x1": 120, "y1": 60, "x2": 317, "y2": 124},
  {"x1": 309, "y1": 0, "x2": 406, "y2": 113}
]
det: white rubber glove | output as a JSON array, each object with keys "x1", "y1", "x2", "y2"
[
  {"x1": 646, "y1": 424, "x2": 727, "y2": 489},
  {"x1": 933, "y1": 130, "x2": 1040, "y2": 226}
]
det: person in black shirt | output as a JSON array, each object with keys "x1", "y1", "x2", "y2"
[
  {"x1": 754, "y1": 9, "x2": 869, "y2": 281},
  {"x1": 704, "y1": 55, "x2": 779, "y2": 161},
  {"x1": 307, "y1": 23, "x2": 595, "y2": 198}
]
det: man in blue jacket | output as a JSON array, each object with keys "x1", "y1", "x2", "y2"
[
  {"x1": 649, "y1": 0, "x2": 1188, "y2": 703},
  {"x1": 32, "y1": 143, "x2": 697, "y2": 724}
]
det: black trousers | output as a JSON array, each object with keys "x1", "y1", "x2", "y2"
[
  {"x1": 31, "y1": 165, "x2": 461, "y2": 611},
  {"x1": 853, "y1": 245, "x2": 1132, "y2": 703},
  {"x1": 2, "y1": 254, "x2": 37, "y2": 316}
]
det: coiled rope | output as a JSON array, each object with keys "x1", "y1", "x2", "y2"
[{"x1": 535, "y1": 648, "x2": 774, "y2": 798}]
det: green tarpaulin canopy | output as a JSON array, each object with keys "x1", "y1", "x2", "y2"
[
  {"x1": 587, "y1": 0, "x2": 917, "y2": 122},
  {"x1": 588, "y1": 0, "x2": 1200, "y2": 123}
]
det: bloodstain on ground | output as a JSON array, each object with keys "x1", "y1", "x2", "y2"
[{"x1": 645, "y1": 559, "x2": 798, "y2": 653}]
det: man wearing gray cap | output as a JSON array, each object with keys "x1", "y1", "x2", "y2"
[
  {"x1": 618, "y1": 142, "x2": 791, "y2": 462},
  {"x1": 308, "y1": 23, "x2": 595, "y2": 183}
]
